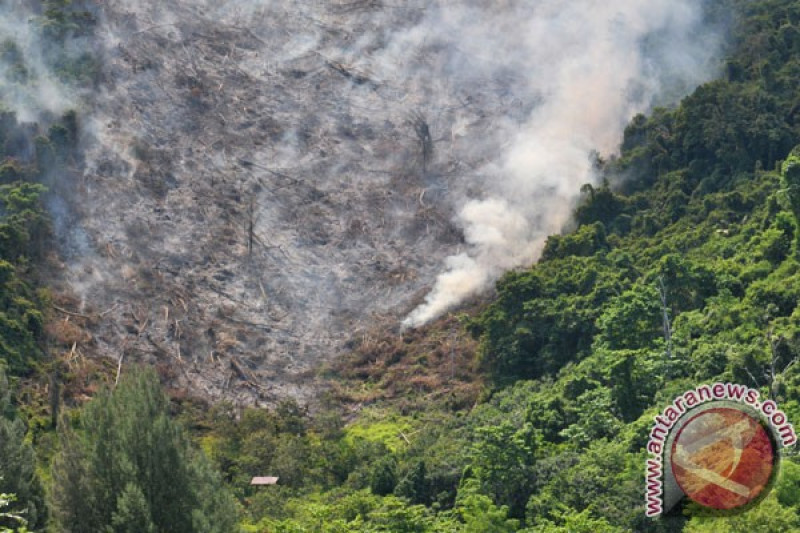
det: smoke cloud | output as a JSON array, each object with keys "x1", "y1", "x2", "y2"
[
  {"x1": 0, "y1": 2, "x2": 82, "y2": 122},
  {"x1": 402, "y1": 0, "x2": 722, "y2": 327}
]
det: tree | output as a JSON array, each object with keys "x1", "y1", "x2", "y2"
[
  {"x1": 469, "y1": 421, "x2": 536, "y2": 518},
  {"x1": 395, "y1": 460, "x2": 430, "y2": 506},
  {"x1": 0, "y1": 182, "x2": 49, "y2": 261},
  {"x1": 527, "y1": 509, "x2": 618, "y2": 533},
  {"x1": 781, "y1": 145, "x2": 800, "y2": 253},
  {"x1": 0, "y1": 182, "x2": 47, "y2": 375},
  {"x1": 560, "y1": 387, "x2": 622, "y2": 446},
  {"x1": 50, "y1": 367, "x2": 239, "y2": 532},
  {"x1": 110, "y1": 484, "x2": 156, "y2": 533},
  {"x1": 366, "y1": 495, "x2": 434, "y2": 533},
  {"x1": 49, "y1": 421, "x2": 94, "y2": 532},
  {"x1": 684, "y1": 493, "x2": 800, "y2": 532},
  {"x1": 370, "y1": 456, "x2": 398, "y2": 496},
  {"x1": 0, "y1": 367, "x2": 46, "y2": 531},
  {"x1": 594, "y1": 284, "x2": 662, "y2": 351},
  {"x1": 0, "y1": 489, "x2": 29, "y2": 533},
  {"x1": 455, "y1": 478, "x2": 518, "y2": 533},
  {"x1": 526, "y1": 439, "x2": 643, "y2": 530}
]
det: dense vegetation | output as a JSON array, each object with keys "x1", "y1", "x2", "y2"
[
  {"x1": 0, "y1": 4, "x2": 95, "y2": 525},
  {"x1": 0, "y1": 0, "x2": 90, "y2": 378},
  {"x1": 181, "y1": 1, "x2": 800, "y2": 531},
  {"x1": 3, "y1": 0, "x2": 800, "y2": 532},
  {"x1": 50, "y1": 368, "x2": 238, "y2": 533},
  {"x1": 0, "y1": 367, "x2": 45, "y2": 531}
]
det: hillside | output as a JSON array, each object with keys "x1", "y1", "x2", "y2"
[
  {"x1": 2, "y1": 0, "x2": 800, "y2": 532},
  {"x1": 214, "y1": 0, "x2": 800, "y2": 529},
  {"x1": 32, "y1": 0, "x2": 726, "y2": 406}
]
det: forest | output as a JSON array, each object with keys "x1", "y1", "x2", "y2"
[{"x1": 3, "y1": 0, "x2": 800, "y2": 532}]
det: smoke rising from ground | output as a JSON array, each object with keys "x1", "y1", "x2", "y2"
[
  {"x1": 0, "y1": 2, "x2": 83, "y2": 121},
  {"x1": 7, "y1": 0, "x2": 724, "y2": 402},
  {"x1": 402, "y1": 1, "x2": 722, "y2": 327}
]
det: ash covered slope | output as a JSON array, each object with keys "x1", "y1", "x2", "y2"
[
  {"x1": 58, "y1": 0, "x2": 722, "y2": 404},
  {"x1": 67, "y1": 1, "x2": 515, "y2": 403}
]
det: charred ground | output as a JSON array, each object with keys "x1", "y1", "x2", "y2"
[{"x1": 52, "y1": 0, "x2": 522, "y2": 404}]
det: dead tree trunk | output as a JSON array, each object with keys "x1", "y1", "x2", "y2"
[
  {"x1": 766, "y1": 328, "x2": 798, "y2": 400},
  {"x1": 247, "y1": 195, "x2": 256, "y2": 256},
  {"x1": 657, "y1": 276, "x2": 673, "y2": 362},
  {"x1": 409, "y1": 111, "x2": 433, "y2": 176}
]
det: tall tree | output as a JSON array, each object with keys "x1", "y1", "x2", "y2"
[
  {"x1": 469, "y1": 421, "x2": 536, "y2": 519},
  {"x1": 50, "y1": 367, "x2": 239, "y2": 533},
  {"x1": 0, "y1": 367, "x2": 46, "y2": 531},
  {"x1": 781, "y1": 145, "x2": 800, "y2": 253}
]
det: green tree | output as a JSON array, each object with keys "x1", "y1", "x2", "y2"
[
  {"x1": 50, "y1": 367, "x2": 239, "y2": 532},
  {"x1": 0, "y1": 182, "x2": 47, "y2": 375},
  {"x1": 455, "y1": 478, "x2": 518, "y2": 532},
  {"x1": 526, "y1": 508, "x2": 619, "y2": 532},
  {"x1": 395, "y1": 460, "x2": 430, "y2": 506},
  {"x1": 0, "y1": 489, "x2": 29, "y2": 533},
  {"x1": 594, "y1": 284, "x2": 662, "y2": 351},
  {"x1": 0, "y1": 368, "x2": 46, "y2": 531},
  {"x1": 470, "y1": 421, "x2": 536, "y2": 518},
  {"x1": 684, "y1": 493, "x2": 799, "y2": 532},
  {"x1": 781, "y1": 146, "x2": 800, "y2": 253},
  {"x1": 774, "y1": 458, "x2": 800, "y2": 507},
  {"x1": 366, "y1": 495, "x2": 434, "y2": 532},
  {"x1": 0, "y1": 182, "x2": 48, "y2": 261},
  {"x1": 526, "y1": 439, "x2": 642, "y2": 530},
  {"x1": 560, "y1": 387, "x2": 622, "y2": 446},
  {"x1": 370, "y1": 456, "x2": 398, "y2": 496},
  {"x1": 110, "y1": 484, "x2": 156, "y2": 533},
  {"x1": 49, "y1": 420, "x2": 94, "y2": 532}
]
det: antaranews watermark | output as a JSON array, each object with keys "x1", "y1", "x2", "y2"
[{"x1": 645, "y1": 382, "x2": 796, "y2": 517}]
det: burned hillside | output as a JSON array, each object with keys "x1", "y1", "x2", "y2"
[{"x1": 55, "y1": 0, "x2": 521, "y2": 403}]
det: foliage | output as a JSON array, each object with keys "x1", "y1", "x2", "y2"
[
  {"x1": 345, "y1": 412, "x2": 415, "y2": 454},
  {"x1": 49, "y1": 367, "x2": 239, "y2": 533},
  {"x1": 0, "y1": 183, "x2": 50, "y2": 377},
  {"x1": 0, "y1": 183, "x2": 48, "y2": 261},
  {"x1": 468, "y1": 421, "x2": 536, "y2": 518},
  {"x1": 0, "y1": 106, "x2": 85, "y2": 379},
  {"x1": 524, "y1": 509, "x2": 618, "y2": 533},
  {"x1": 39, "y1": 0, "x2": 97, "y2": 43},
  {"x1": 684, "y1": 493, "x2": 800, "y2": 532},
  {"x1": 454, "y1": 478, "x2": 519, "y2": 532},
  {"x1": 395, "y1": 460, "x2": 431, "y2": 505},
  {"x1": 781, "y1": 146, "x2": 800, "y2": 250},
  {"x1": 0, "y1": 490, "x2": 30, "y2": 533},
  {"x1": 0, "y1": 368, "x2": 45, "y2": 531},
  {"x1": 370, "y1": 456, "x2": 398, "y2": 496}
]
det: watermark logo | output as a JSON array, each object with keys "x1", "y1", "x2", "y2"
[
  {"x1": 672, "y1": 407, "x2": 774, "y2": 509},
  {"x1": 645, "y1": 383, "x2": 796, "y2": 517}
]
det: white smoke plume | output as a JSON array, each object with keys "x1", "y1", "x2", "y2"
[
  {"x1": 0, "y1": 2, "x2": 81, "y2": 121},
  {"x1": 402, "y1": 0, "x2": 722, "y2": 327}
]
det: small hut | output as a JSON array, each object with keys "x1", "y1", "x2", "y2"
[{"x1": 250, "y1": 476, "x2": 279, "y2": 486}]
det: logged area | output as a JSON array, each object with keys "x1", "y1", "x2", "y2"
[{"x1": 58, "y1": 1, "x2": 498, "y2": 403}]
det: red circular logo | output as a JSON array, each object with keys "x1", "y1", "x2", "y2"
[{"x1": 670, "y1": 407, "x2": 774, "y2": 510}]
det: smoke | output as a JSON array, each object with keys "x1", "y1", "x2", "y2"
[
  {"x1": 0, "y1": 2, "x2": 80, "y2": 122},
  {"x1": 20, "y1": 0, "x2": 725, "y2": 401},
  {"x1": 0, "y1": 1, "x2": 103, "y2": 264},
  {"x1": 401, "y1": 0, "x2": 723, "y2": 327}
]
